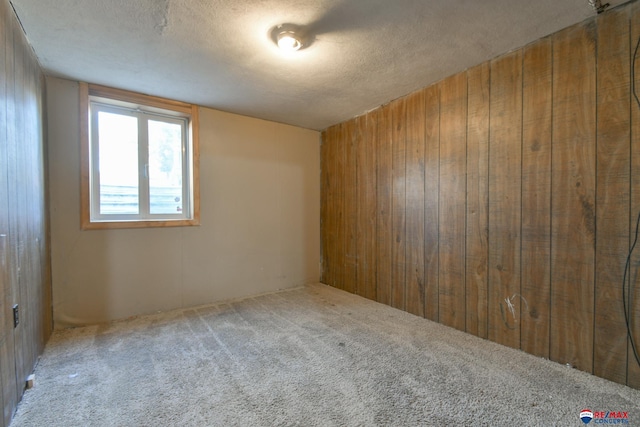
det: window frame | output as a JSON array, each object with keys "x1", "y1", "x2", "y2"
[{"x1": 80, "y1": 83, "x2": 200, "y2": 230}]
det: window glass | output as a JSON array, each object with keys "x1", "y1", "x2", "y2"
[
  {"x1": 81, "y1": 83, "x2": 199, "y2": 230},
  {"x1": 97, "y1": 111, "x2": 139, "y2": 215},
  {"x1": 148, "y1": 119, "x2": 184, "y2": 215}
]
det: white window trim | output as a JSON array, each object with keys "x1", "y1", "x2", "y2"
[{"x1": 80, "y1": 83, "x2": 200, "y2": 230}]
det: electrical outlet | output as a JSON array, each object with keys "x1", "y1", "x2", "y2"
[{"x1": 12, "y1": 304, "x2": 18, "y2": 328}]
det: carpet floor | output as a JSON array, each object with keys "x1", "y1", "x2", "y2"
[{"x1": 9, "y1": 283, "x2": 640, "y2": 426}]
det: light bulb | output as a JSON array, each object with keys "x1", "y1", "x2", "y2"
[
  {"x1": 271, "y1": 24, "x2": 309, "y2": 52},
  {"x1": 277, "y1": 32, "x2": 301, "y2": 51}
]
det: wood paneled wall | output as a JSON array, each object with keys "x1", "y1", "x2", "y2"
[
  {"x1": 321, "y1": 2, "x2": 640, "y2": 389},
  {"x1": 0, "y1": 0, "x2": 52, "y2": 424}
]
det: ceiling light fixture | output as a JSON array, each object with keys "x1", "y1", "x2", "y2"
[
  {"x1": 278, "y1": 31, "x2": 302, "y2": 51},
  {"x1": 271, "y1": 24, "x2": 309, "y2": 52}
]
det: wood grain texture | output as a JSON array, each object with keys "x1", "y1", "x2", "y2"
[
  {"x1": 343, "y1": 121, "x2": 358, "y2": 294},
  {"x1": 12, "y1": 20, "x2": 28, "y2": 394},
  {"x1": 320, "y1": 129, "x2": 330, "y2": 285},
  {"x1": 42, "y1": 69, "x2": 53, "y2": 341},
  {"x1": 465, "y1": 63, "x2": 490, "y2": 339},
  {"x1": 320, "y1": 129, "x2": 331, "y2": 286},
  {"x1": 551, "y1": 22, "x2": 596, "y2": 373},
  {"x1": 391, "y1": 98, "x2": 407, "y2": 310},
  {"x1": 0, "y1": 236, "x2": 6, "y2": 427},
  {"x1": 26, "y1": 29, "x2": 41, "y2": 380},
  {"x1": 405, "y1": 90, "x2": 426, "y2": 317},
  {"x1": 3, "y1": 13, "x2": 19, "y2": 425},
  {"x1": 0, "y1": 2, "x2": 51, "y2": 422},
  {"x1": 0, "y1": 3, "x2": 9, "y2": 424},
  {"x1": 521, "y1": 38, "x2": 552, "y2": 358},
  {"x1": 356, "y1": 112, "x2": 377, "y2": 301},
  {"x1": 322, "y1": 125, "x2": 339, "y2": 289},
  {"x1": 376, "y1": 104, "x2": 393, "y2": 306},
  {"x1": 318, "y1": 0, "x2": 640, "y2": 389},
  {"x1": 355, "y1": 115, "x2": 366, "y2": 297},
  {"x1": 334, "y1": 123, "x2": 346, "y2": 291},
  {"x1": 488, "y1": 50, "x2": 523, "y2": 350},
  {"x1": 25, "y1": 26, "x2": 37, "y2": 382},
  {"x1": 594, "y1": 7, "x2": 631, "y2": 385},
  {"x1": 439, "y1": 73, "x2": 467, "y2": 331},
  {"x1": 629, "y1": 1, "x2": 640, "y2": 389},
  {"x1": 424, "y1": 84, "x2": 440, "y2": 322}
]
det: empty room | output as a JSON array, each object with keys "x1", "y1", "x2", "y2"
[{"x1": 2, "y1": 0, "x2": 640, "y2": 425}]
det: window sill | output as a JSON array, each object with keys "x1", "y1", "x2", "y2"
[{"x1": 81, "y1": 217, "x2": 200, "y2": 231}]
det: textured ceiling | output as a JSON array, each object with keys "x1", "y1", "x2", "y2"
[{"x1": 10, "y1": 0, "x2": 629, "y2": 130}]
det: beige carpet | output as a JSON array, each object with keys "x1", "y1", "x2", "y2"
[{"x1": 9, "y1": 283, "x2": 640, "y2": 426}]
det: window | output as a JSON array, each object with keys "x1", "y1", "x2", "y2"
[{"x1": 80, "y1": 83, "x2": 200, "y2": 229}]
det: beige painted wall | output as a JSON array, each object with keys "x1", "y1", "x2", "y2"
[{"x1": 47, "y1": 76, "x2": 320, "y2": 328}]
